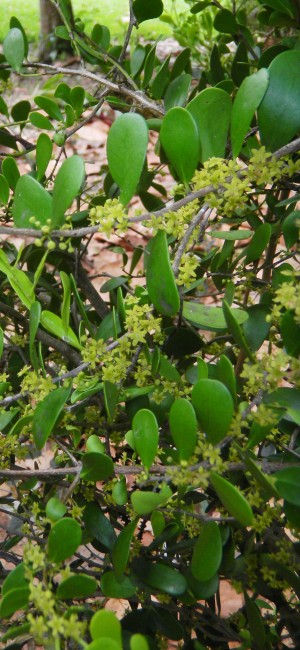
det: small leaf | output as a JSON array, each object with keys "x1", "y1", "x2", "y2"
[
  {"x1": 131, "y1": 485, "x2": 172, "y2": 515},
  {"x1": 100, "y1": 571, "x2": 137, "y2": 598},
  {"x1": 191, "y1": 522, "x2": 222, "y2": 581},
  {"x1": 60, "y1": 271, "x2": 71, "y2": 334},
  {"x1": 29, "y1": 301, "x2": 41, "y2": 372},
  {"x1": 107, "y1": 113, "x2": 148, "y2": 205},
  {"x1": 86, "y1": 435, "x2": 106, "y2": 454},
  {"x1": 29, "y1": 111, "x2": 53, "y2": 130},
  {"x1": 244, "y1": 223, "x2": 272, "y2": 264},
  {"x1": 136, "y1": 560, "x2": 187, "y2": 596},
  {"x1": 2, "y1": 563, "x2": 27, "y2": 595},
  {"x1": 160, "y1": 107, "x2": 199, "y2": 183},
  {"x1": 282, "y1": 210, "x2": 299, "y2": 249},
  {"x1": 231, "y1": 69, "x2": 269, "y2": 158},
  {"x1": 48, "y1": 518, "x2": 82, "y2": 563},
  {"x1": 244, "y1": 592, "x2": 266, "y2": 650},
  {"x1": 112, "y1": 476, "x2": 128, "y2": 506},
  {"x1": 103, "y1": 381, "x2": 118, "y2": 423},
  {"x1": 52, "y1": 155, "x2": 85, "y2": 227},
  {"x1": 81, "y1": 452, "x2": 114, "y2": 482},
  {"x1": 216, "y1": 355, "x2": 237, "y2": 404},
  {"x1": 40, "y1": 311, "x2": 81, "y2": 350},
  {"x1": 46, "y1": 497, "x2": 67, "y2": 522},
  {"x1": 169, "y1": 398, "x2": 197, "y2": 460},
  {"x1": 32, "y1": 386, "x2": 71, "y2": 450},
  {"x1": 210, "y1": 472, "x2": 254, "y2": 526},
  {"x1": 0, "y1": 250, "x2": 35, "y2": 310},
  {"x1": 0, "y1": 175, "x2": 9, "y2": 205},
  {"x1": 2, "y1": 156, "x2": 20, "y2": 189},
  {"x1": 210, "y1": 229, "x2": 253, "y2": 240},
  {"x1": 132, "y1": 408, "x2": 159, "y2": 470},
  {"x1": 214, "y1": 8, "x2": 238, "y2": 34},
  {"x1": 3, "y1": 28, "x2": 25, "y2": 72},
  {"x1": 258, "y1": 50, "x2": 300, "y2": 151},
  {"x1": 274, "y1": 467, "x2": 300, "y2": 505},
  {"x1": 183, "y1": 302, "x2": 248, "y2": 331},
  {"x1": 12, "y1": 174, "x2": 53, "y2": 229},
  {"x1": 263, "y1": 387, "x2": 300, "y2": 425},
  {"x1": 112, "y1": 518, "x2": 138, "y2": 575},
  {"x1": 36, "y1": 133, "x2": 52, "y2": 180},
  {"x1": 281, "y1": 310, "x2": 300, "y2": 357},
  {"x1": 187, "y1": 88, "x2": 231, "y2": 162},
  {"x1": 34, "y1": 95, "x2": 63, "y2": 121},
  {"x1": 191, "y1": 379, "x2": 234, "y2": 444},
  {"x1": 0, "y1": 587, "x2": 29, "y2": 618},
  {"x1": 164, "y1": 73, "x2": 191, "y2": 112},
  {"x1": 146, "y1": 230, "x2": 180, "y2": 316},
  {"x1": 83, "y1": 502, "x2": 116, "y2": 549},
  {"x1": 90, "y1": 609, "x2": 122, "y2": 644},
  {"x1": 223, "y1": 300, "x2": 254, "y2": 360},
  {"x1": 57, "y1": 574, "x2": 97, "y2": 599},
  {"x1": 130, "y1": 634, "x2": 149, "y2": 650},
  {"x1": 133, "y1": 0, "x2": 164, "y2": 23}
]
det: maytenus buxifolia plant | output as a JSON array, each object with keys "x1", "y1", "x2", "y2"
[{"x1": 0, "y1": 0, "x2": 299, "y2": 648}]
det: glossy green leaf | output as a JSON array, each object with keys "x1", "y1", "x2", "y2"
[
  {"x1": 132, "y1": 408, "x2": 159, "y2": 470},
  {"x1": 107, "y1": 113, "x2": 148, "y2": 205},
  {"x1": 29, "y1": 111, "x2": 53, "y2": 130},
  {"x1": 223, "y1": 301, "x2": 254, "y2": 360},
  {"x1": 40, "y1": 311, "x2": 82, "y2": 350},
  {"x1": 2, "y1": 156, "x2": 20, "y2": 189},
  {"x1": 244, "y1": 592, "x2": 266, "y2": 650},
  {"x1": 12, "y1": 174, "x2": 52, "y2": 228},
  {"x1": 34, "y1": 95, "x2": 63, "y2": 121},
  {"x1": 52, "y1": 155, "x2": 85, "y2": 227},
  {"x1": 0, "y1": 587, "x2": 29, "y2": 618},
  {"x1": 244, "y1": 223, "x2": 272, "y2": 264},
  {"x1": 133, "y1": 0, "x2": 164, "y2": 23},
  {"x1": 274, "y1": 467, "x2": 300, "y2": 505},
  {"x1": 164, "y1": 73, "x2": 191, "y2": 112},
  {"x1": 112, "y1": 518, "x2": 138, "y2": 575},
  {"x1": 0, "y1": 96, "x2": 9, "y2": 118},
  {"x1": 160, "y1": 107, "x2": 198, "y2": 183},
  {"x1": 231, "y1": 69, "x2": 269, "y2": 158},
  {"x1": 131, "y1": 485, "x2": 172, "y2": 515},
  {"x1": 2, "y1": 563, "x2": 27, "y2": 596},
  {"x1": 139, "y1": 561, "x2": 187, "y2": 596},
  {"x1": 103, "y1": 380, "x2": 118, "y2": 423},
  {"x1": 86, "y1": 435, "x2": 105, "y2": 454},
  {"x1": 282, "y1": 210, "x2": 299, "y2": 249},
  {"x1": 258, "y1": 50, "x2": 300, "y2": 151},
  {"x1": 86, "y1": 640, "x2": 120, "y2": 650},
  {"x1": 191, "y1": 522, "x2": 222, "y2": 581},
  {"x1": 0, "y1": 175, "x2": 9, "y2": 205},
  {"x1": 90, "y1": 609, "x2": 122, "y2": 644},
  {"x1": 183, "y1": 302, "x2": 248, "y2": 331},
  {"x1": 263, "y1": 387, "x2": 300, "y2": 425},
  {"x1": 100, "y1": 571, "x2": 137, "y2": 598},
  {"x1": 33, "y1": 386, "x2": 71, "y2": 450},
  {"x1": 81, "y1": 452, "x2": 114, "y2": 482},
  {"x1": 46, "y1": 497, "x2": 67, "y2": 522},
  {"x1": 216, "y1": 355, "x2": 237, "y2": 404},
  {"x1": 169, "y1": 398, "x2": 197, "y2": 460},
  {"x1": 11, "y1": 100, "x2": 30, "y2": 128},
  {"x1": 187, "y1": 88, "x2": 231, "y2": 162},
  {"x1": 130, "y1": 634, "x2": 149, "y2": 650},
  {"x1": 112, "y1": 476, "x2": 128, "y2": 506},
  {"x1": 36, "y1": 133, "x2": 52, "y2": 180},
  {"x1": 214, "y1": 8, "x2": 238, "y2": 34},
  {"x1": 3, "y1": 28, "x2": 25, "y2": 72},
  {"x1": 210, "y1": 229, "x2": 253, "y2": 240},
  {"x1": 60, "y1": 270, "x2": 71, "y2": 335},
  {"x1": 146, "y1": 230, "x2": 180, "y2": 316},
  {"x1": 10, "y1": 16, "x2": 28, "y2": 57},
  {"x1": 281, "y1": 310, "x2": 300, "y2": 357},
  {"x1": 83, "y1": 502, "x2": 116, "y2": 548},
  {"x1": 29, "y1": 301, "x2": 41, "y2": 372},
  {"x1": 0, "y1": 250, "x2": 35, "y2": 310},
  {"x1": 210, "y1": 472, "x2": 254, "y2": 526},
  {"x1": 243, "y1": 304, "x2": 270, "y2": 352},
  {"x1": 191, "y1": 379, "x2": 234, "y2": 444},
  {"x1": 187, "y1": 572, "x2": 219, "y2": 600},
  {"x1": 48, "y1": 518, "x2": 82, "y2": 563},
  {"x1": 57, "y1": 574, "x2": 97, "y2": 599}
]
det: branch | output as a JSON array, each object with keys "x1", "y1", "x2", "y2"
[
  {"x1": 172, "y1": 204, "x2": 212, "y2": 276},
  {"x1": 119, "y1": 0, "x2": 137, "y2": 63}
]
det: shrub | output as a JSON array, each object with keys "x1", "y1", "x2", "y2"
[{"x1": 0, "y1": 1, "x2": 299, "y2": 648}]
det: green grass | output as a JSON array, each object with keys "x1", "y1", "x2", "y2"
[{"x1": 0, "y1": 0, "x2": 188, "y2": 43}]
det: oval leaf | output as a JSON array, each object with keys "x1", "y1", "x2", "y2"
[
  {"x1": 57, "y1": 574, "x2": 97, "y2": 599},
  {"x1": 52, "y1": 155, "x2": 85, "y2": 227},
  {"x1": 231, "y1": 68, "x2": 269, "y2": 158},
  {"x1": 274, "y1": 467, "x2": 300, "y2": 505},
  {"x1": 160, "y1": 107, "x2": 199, "y2": 183},
  {"x1": 138, "y1": 561, "x2": 187, "y2": 596},
  {"x1": 90, "y1": 609, "x2": 122, "y2": 644},
  {"x1": 244, "y1": 223, "x2": 272, "y2": 264},
  {"x1": 40, "y1": 311, "x2": 82, "y2": 350},
  {"x1": 210, "y1": 472, "x2": 254, "y2": 526},
  {"x1": 3, "y1": 28, "x2": 25, "y2": 72},
  {"x1": 146, "y1": 230, "x2": 180, "y2": 316},
  {"x1": 107, "y1": 113, "x2": 148, "y2": 205},
  {"x1": 112, "y1": 518, "x2": 138, "y2": 575},
  {"x1": 191, "y1": 522, "x2": 222, "y2": 581},
  {"x1": 48, "y1": 518, "x2": 82, "y2": 563},
  {"x1": 183, "y1": 302, "x2": 248, "y2": 331},
  {"x1": 191, "y1": 379, "x2": 234, "y2": 444},
  {"x1": 12, "y1": 175, "x2": 52, "y2": 228},
  {"x1": 81, "y1": 452, "x2": 114, "y2": 482},
  {"x1": 131, "y1": 485, "x2": 172, "y2": 515},
  {"x1": 33, "y1": 386, "x2": 71, "y2": 450},
  {"x1": 36, "y1": 133, "x2": 53, "y2": 181},
  {"x1": 46, "y1": 497, "x2": 67, "y2": 522},
  {"x1": 132, "y1": 408, "x2": 159, "y2": 470},
  {"x1": 187, "y1": 88, "x2": 232, "y2": 162},
  {"x1": 0, "y1": 587, "x2": 29, "y2": 619},
  {"x1": 169, "y1": 398, "x2": 197, "y2": 460},
  {"x1": 133, "y1": 0, "x2": 164, "y2": 23},
  {"x1": 100, "y1": 571, "x2": 137, "y2": 599}
]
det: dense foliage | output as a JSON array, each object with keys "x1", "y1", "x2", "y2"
[{"x1": 0, "y1": 0, "x2": 299, "y2": 648}]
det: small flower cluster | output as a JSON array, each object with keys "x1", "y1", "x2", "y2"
[
  {"x1": 271, "y1": 275, "x2": 300, "y2": 324},
  {"x1": 125, "y1": 294, "x2": 163, "y2": 346},
  {"x1": 89, "y1": 198, "x2": 129, "y2": 237},
  {"x1": 176, "y1": 252, "x2": 199, "y2": 288},
  {"x1": 146, "y1": 199, "x2": 200, "y2": 240},
  {"x1": 81, "y1": 335, "x2": 106, "y2": 369}
]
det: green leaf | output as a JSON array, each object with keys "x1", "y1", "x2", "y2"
[
  {"x1": 112, "y1": 518, "x2": 138, "y2": 575},
  {"x1": 216, "y1": 355, "x2": 237, "y2": 404},
  {"x1": 131, "y1": 485, "x2": 172, "y2": 515},
  {"x1": 169, "y1": 398, "x2": 197, "y2": 460},
  {"x1": 160, "y1": 107, "x2": 198, "y2": 183},
  {"x1": 191, "y1": 379, "x2": 234, "y2": 444},
  {"x1": 11, "y1": 100, "x2": 31, "y2": 128},
  {"x1": 0, "y1": 326, "x2": 3, "y2": 359},
  {"x1": 210, "y1": 472, "x2": 254, "y2": 526},
  {"x1": 0, "y1": 587, "x2": 29, "y2": 618},
  {"x1": 183, "y1": 302, "x2": 248, "y2": 331},
  {"x1": 132, "y1": 408, "x2": 159, "y2": 470},
  {"x1": 60, "y1": 271, "x2": 71, "y2": 334},
  {"x1": 133, "y1": 0, "x2": 164, "y2": 23},
  {"x1": 244, "y1": 223, "x2": 272, "y2": 264},
  {"x1": 214, "y1": 8, "x2": 238, "y2": 33},
  {"x1": 0, "y1": 175, "x2": 9, "y2": 205},
  {"x1": 244, "y1": 592, "x2": 266, "y2": 650},
  {"x1": 90, "y1": 609, "x2": 122, "y2": 644},
  {"x1": 70, "y1": 86, "x2": 85, "y2": 117},
  {"x1": 231, "y1": 69, "x2": 269, "y2": 158},
  {"x1": 52, "y1": 155, "x2": 85, "y2": 227},
  {"x1": 281, "y1": 311, "x2": 300, "y2": 357},
  {"x1": 164, "y1": 73, "x2": 191, "y2": 112},
  {"x1": 107, "y1": 113, "x2": 148, "y2": 205},
  {"x1": 243, "y1": 305, "x2": 270, "y2": 352},
  {"x1": 210, "y1": 229, "x2": 253, "y2": 240},
  {"x1": 0, "y1": 96, "x2": 9, "y2": 119},
  {"x1": 10, "y1": 16, "x2": 28, "y2": 57},
  {"x1": 47, "y1": 518, "x2": 82, "y2": 563},
  {"x1": 103, "y1": 380, "x2": 118, "y2": 423},
  {"x1": 29, "y1": 301, "x2": 41, "y2": 372},
  {"x1": 32, "y1": 386, "x2": 71, "y2": 450},
  {"x1": 187, "y1": 88, "x2": 231, "y2": 162},
  {"x1": 2, "y1": 156, "x2": 20, "y2": 189},
  {"x1": 223, "y1": 300, "x2": 254, "y2": 360},
  {"x1": 258, "y1": 50, "x2": 300, "y2": 151},
  {"x1": 34, "y1": 95, "x2": 63, "y2": 121},
  {"x1": 263, "y1": 387, "x2": 300, "y2": 425},
  {"x1": 86, "y1": 435, "x2": 105, "y2": 454},
  {"x1": 2, "y1": 563, "x2": 27, "y2": 595},
  {"x1": 130, "y1": 634, "x2": 149, "y2": 650},
  {"x1": 81, "y1": 452, "x2": 114, "y2": 482},
  {"x1": 3, "y1": 28, "x2": 25, "y2": 72},
  {"x1": 12, "y1": 174, "x2": 52, "y2": 229},
  {"x1": 83, "y1": 502, "x2": 116, "y2": 548},
  {"x1": 137, "y1": 561, "x2": 187, "y2": 596},
  {"x1": 87, "y1": 640, "x2": 121, "y2": 650},
  {"x1": 40, "y1": 311, "x2": 82, "y2": 350},
  {"x1": 146, "y1": 230, "x2": 180, "y2": 316},
  {"x1": 0, "y1": 250, "x2": 35, "y2": 310},
  {"x1": 29, "y1": 111, "x2": 53, "y2": 130},
  {"x1": 36, "y1": 133, "x2": 53, "y2": 181},
  {"x1": 57, "y1": 574, "x2": 97, "y2": 599},
  {"x1": 46, "y1": 497, "x2": 67, "y2": 522},
  {"x1": 274, "y1": 467, "x2": 300, "y2": 505},
  {"x1": 112, "y1": 476, "x2": 128, "y2": 506},
  {"x1": 100, "y1": 571, "x2": 137, "y2": 598},
  {"x1": 191, "y1": 522, "x2": 222, "y2": 581},
  {"x1": 282, "y1": 210, "x2": 299, "y2": 250}
]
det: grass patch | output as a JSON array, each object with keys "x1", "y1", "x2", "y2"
[{"x1": 0, "y1": 0, "x2": 188, "y2": 43}]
